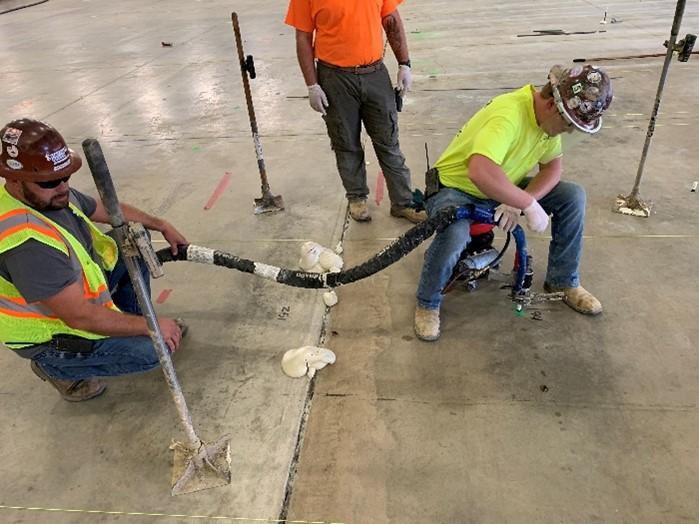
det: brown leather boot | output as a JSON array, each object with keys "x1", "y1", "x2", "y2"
[
  {"x1": 391, "y1": 206, "x2": 427, "y2": 224},
  {"x1": 174, "y1": 318, "x2": 189, "y2": 339},
  {"x1": 543, "y1": 283, "x2": 603, "y2": 315},
  {"x1": 349, "y1": 199, "x2": 371, "y2": 222},
  {"x1": 31, "y1": 360, "x2": 107, "y2": 402},
  {"x1": 414, "y1": 305, "x2": 441, "y2": 341}
]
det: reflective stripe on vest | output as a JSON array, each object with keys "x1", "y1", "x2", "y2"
[
  {"x1": 0, "y1": 295, "x2": 57, "y2": 319},
  {"x1": 0, "y1": 209, "x2": 68, "y2": 255},
  {"x1": 81, "y1": 273, "x2": 114, "y2": 308}
]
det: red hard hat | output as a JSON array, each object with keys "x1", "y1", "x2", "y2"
[
  {"x1": 549, "y1": 65, "x2": 613, "y2": 134},
  {"x1": 0, "y1": 119, "x2": 82, "y2": 182}
]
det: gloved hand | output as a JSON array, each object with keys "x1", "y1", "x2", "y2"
[
  {"x1": 396, "y1": 65, "x2": 412, "y2": 94},
  {"x1": 523, "y1": 199, "x2": 549, "y2": 233},
  {"x1": 494, "y1": 203, "x2": 520, "y2": 233},
  {"x1": 307, "y1": 84, "x2": 329, "y2": 115}
]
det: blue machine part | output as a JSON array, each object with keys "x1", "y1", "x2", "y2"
[{"x1": 453, "y1": 205, "x2": 529, "y2": 293}]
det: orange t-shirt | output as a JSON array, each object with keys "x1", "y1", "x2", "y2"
[{"x1": 285, "y1": 0, "x2": 403, "y2": 67}]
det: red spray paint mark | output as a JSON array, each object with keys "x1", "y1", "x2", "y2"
[
  {"x1": 156, "y1": 289, "x2": 172, "y2": 304},
  {"x1": 375, "y1": 171, "x2": 385, "y2": 206},
  {"x1": 204, "y1": 172, "x2": 232, "y2": 210}
]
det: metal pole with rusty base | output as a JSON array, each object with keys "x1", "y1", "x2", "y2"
[
  {"x1": 231, "y1": 11, "x2": 285, "y2": 215},
  {"x1": 82, "y1": 139, "x2": 231, "y2": 496},
  {"x1": 614, "y1": 0, "x2": 695, "y2": 217}
]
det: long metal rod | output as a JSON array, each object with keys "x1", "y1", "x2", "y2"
[
  {"x1": 82, "y1": 138, "x2": 201, "y2": 448},
  {"x1": 629, "y1": 0, "x2": 686, "y2": 198},
  {"x1": 231, "y1": 12, "x2": 271, "y2": 196}
]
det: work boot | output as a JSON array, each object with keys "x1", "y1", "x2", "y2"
[
  {"x1": 544, "y1": 283, "x2": 603, "y2": 315},
  {"x1": 30, "y1": 360, "x2": 107, "y2": 402},
  {"x1": 348, "y1": 199, "x2": 371, "y2": 222},
  {"x1": 391, "y1": 206, "x2": 427, "y2": 224},
  {"x1": 414, "y1": 305, "x2": 440, "y2": 341},
  {"x1": 174, "y1": 317, "x2": 189, "y2": 339}
]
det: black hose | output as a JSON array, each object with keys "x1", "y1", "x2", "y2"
[{"x1": 157, "y1": 206, "x2": 462, "y2": 289}]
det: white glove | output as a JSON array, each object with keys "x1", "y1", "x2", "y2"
[
  {"x1": 494, "y1": 204, "x2": 520, "y2": 233},
  {"x1": 523, "y1": 199, "x2": 549, "y2": 233},
  {"x1": 396, "y1": 65, "x2": 412, "y2": 94},
  {"x1": 307, "y1": 84, "x2": 329, "y2": 115}
]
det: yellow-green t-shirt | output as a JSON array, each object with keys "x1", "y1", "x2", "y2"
[{"x1": 434, "y1": 85, "x2": 562, "y2": 199}]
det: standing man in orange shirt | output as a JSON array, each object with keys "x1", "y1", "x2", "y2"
[{"x1": 285, "y1": 0, "x2": 426, "y2": 224}]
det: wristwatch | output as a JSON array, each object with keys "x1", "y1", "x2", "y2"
[{"x1": 398, "y1": 59, "x2": 411, "y2": 68}]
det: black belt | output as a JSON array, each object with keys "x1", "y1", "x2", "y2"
[
  {"x1": 13, "y1": 335, "x2": 96, "y2": 358},
  {"x1": 317, "y1": 59, "x2": 383, "y2": 75}
]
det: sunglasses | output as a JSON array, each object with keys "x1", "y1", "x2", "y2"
[{"x1": 35, "y1": 176, "x2": 71, "y2": 189}]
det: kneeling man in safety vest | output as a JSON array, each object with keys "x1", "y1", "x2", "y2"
[{"x1": 0, "y1": 119, "x2": 187, "y2": 401}]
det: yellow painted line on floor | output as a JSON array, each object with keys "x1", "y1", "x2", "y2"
[{"x1": 0, "y1": 505, "x2": 344, "y2": 524}]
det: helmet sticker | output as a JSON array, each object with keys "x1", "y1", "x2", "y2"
[
  {"x1": 6, "y1": 159, "x2": 23, "y2": 170},
  {"x1": 54, "y1": 159, "x2": 71, "y2": 171},
  {"x1": 6, "y1": 145, "x2": 19, "y2": 158},
  {"x1": 571, "y1": 81, "x2": 584, "y2": 95},
  {"x1": 45, "y1": 146, "x2": 69, "y2": 167},
  {"x1": 569, "y1": 65, "x2": 583, "y2": 77},
  {"x1": 585, "y1": 86, "x2": 600, "y2": 100},
  {"x1": 579, "y1": 100, "x2": 593, "y2": 114},
  {"x1": 587, "y1": 71, "x2": 602, "y2": 84},
  {"x1": 567, "y1": 96, "x2": 581, "y2": 109},
  {"x1": 2, "y1": 127, "x2": 22, "y2": 146}
]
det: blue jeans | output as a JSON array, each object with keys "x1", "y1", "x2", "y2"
[
  {"x1": 416, "y1": 181, "x2": 586, "y2": 309},
  {"x1": 32, "y1": 252, "x2": 160, "y2": 381}
]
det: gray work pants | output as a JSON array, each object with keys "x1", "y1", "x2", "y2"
[{"x1": 317, "y1": 62, "x2": 414, "y2": 208}]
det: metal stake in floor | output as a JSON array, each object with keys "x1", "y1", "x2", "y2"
[
  {"x1": 614, "y1": 0, "x2": 696, "y2": 217},
  {"x1": 82, "y1": 139, "x2": 232, "y2": 496},
  {"x1": 231, "y1": 11, "x2": 285, "y2": 215}
]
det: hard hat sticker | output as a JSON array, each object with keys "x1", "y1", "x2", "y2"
[
  {"x1": 45, "y1": 146, "x2": 69, "y2": 167},
  {"x1": 54, "y1": 159, "x2": 71, "y2": 171},
  {"x1": 2, "y1": 127, "x2": 22, "y2": 146},
  {"x1": 587, "y1": 71, "x2": 602, "y2": 84},
  {"x1": 6, "y1": 159, "x2": 23, "y2": 170},
  {"x1": 6, "y1": 145, "x2": 19, "y2": 158},
  {"x1": 567, "y1": 96, "x2": 581, "y2": 109},
  {"x1": 585, "y1": 86, "x2": 600, "y2": 100},
  {"x1": 571, "y1": 82, "x2": 584, "y2": 95},
  {"x1": 569, "y1": 65, "x2": 583, "y2": 77}
]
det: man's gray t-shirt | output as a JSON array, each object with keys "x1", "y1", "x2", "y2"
[{"x1": 0, "y1": 189, "x2": 98, "y2": 303}]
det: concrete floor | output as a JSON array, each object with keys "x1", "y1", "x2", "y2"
[{"x1": 1, "y1": 0, "x2": 698, "y2": 523}]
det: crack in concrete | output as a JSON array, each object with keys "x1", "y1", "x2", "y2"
[{"x1": 277, "y1": 204, "x2": 352, "y2": 522}]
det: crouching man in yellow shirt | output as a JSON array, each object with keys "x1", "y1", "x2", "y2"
[{"x1": 415, "y1": 65, "x2": 613, "y2": 341}]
